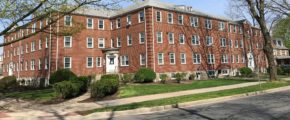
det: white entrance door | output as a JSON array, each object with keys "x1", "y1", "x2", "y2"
[
  {"x1": 106, "y1": 54, "x2": 119, "y2": 73},
  {"x1": 8, "y1": 62, "x2": 13, "y2": 76}
]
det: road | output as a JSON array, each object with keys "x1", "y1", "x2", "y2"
[{"x1": 109, "y1": 90, "x2": 290, "y2": 120}]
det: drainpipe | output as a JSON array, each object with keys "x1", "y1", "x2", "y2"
[
  {"x1": 152, "y1": 7, "x2": 155, "y2": 72},
  {"x1": 48, "y1": 13, "x2": 52, "y2": 86},
  {"x1": 56, "y1": 11, "x2": 60, "y2": 71},
  {"x1": 144, "y1": 7, "x2": 148, "y2": 68}
]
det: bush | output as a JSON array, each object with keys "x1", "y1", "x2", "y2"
[
  {"x1": 134, "y1": 68, "x2": 156, "y2": 83},
  {"x1": 0, "y1": 76, "x2": 17, "y2": 92},
  {"x1": 175, "y1": 73, "x2": 187, "y2": 83},
  {"x1": 189, "y1": 74, "x2": 195, "y2": 80},
  {"x1": 121, "y1": 73, "x2": 134, "y2": 85},
  {"x1": 77, "y1": 76, "x2": 91, "y2": 92},
  {"x1": 159, "y1": 74, "x2": 168, "y2": 84},
  {"x1": 53, "y1": 80, "x2": 83, "y2": 99},
  {"x1": 49, "y1": 69, "x2": 77, "y2": 84},
  {"x1": 91, "y1": 75, "x2": 119, "y2": 99},
  {"x1": 239, "y1": 67, "x2": 253, "y2": 77},
  {"x1": 101, "y1": 74, "x2": 119, "y2": 80}
]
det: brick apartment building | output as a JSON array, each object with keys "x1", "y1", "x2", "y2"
[{"x1": 2, "y1": 0, "x2": 267, "y2": 84}]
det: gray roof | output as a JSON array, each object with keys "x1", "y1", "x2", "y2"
[{"x1": 74, "y1": 0, "x2": 239, "y2": 23}]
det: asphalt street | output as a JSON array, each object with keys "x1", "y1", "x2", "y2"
[{"x1": 107, "y1": 90, "x2": 290, "y2": 120}]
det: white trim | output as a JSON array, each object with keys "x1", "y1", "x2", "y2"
[
  {"x1": 168, "y1": 32, "x2": 174, "y2": 44},
  {"x1": 169, "y1": 52, "x2": 176, "y2": 65},
  {"x1": 157, "y1": 32, "x2": 163, "y2": 43},
  {"x1": 98, "y1": 38, "x2": 105, "y2": 48},
  {"x1": 179, "y1": 34, "x2": 185, "y2": 44},
  {"x1": 96, "y1": 57, "x2": 102, "y2": 67},
  {"x1": 64, "y1": 36, "x2": 72, "y2": 48},
  {"x1": 156, "y1": 11, "x2": 162, "y2": 22},
  {"x1": 138, "y1": 10, "x2": 145, "y2": 23},
  {"x1": 127, "y1": 35, "x2": 132, "y2": 46},
  {"x1": 139, "y1": 32, "x2": 145, "y2": 44},
  {"x1": 157, "y1": 53, "x2": 164, "y2": 65},
  {"x1": 86, "y1": 57, "x2": 94, "y2": 68},
  {"x1": 86, "y1": 37, "x2": 94, "y2": 48},
  {"x1": 180, "y1": 53, "x2": 186, "y2": 64},
  {"x1": 64, "y1": 15, "x2": 72, "y2": 26},
  {"x1": 98, "y1": 19, "x2": 105, "y2": 30},
  {"x1": 87, "y1": 18, "x2": 94, "y2": 29},
  {"x1": 167, "y1": 13, "x2": 173, "y2": 24},
  {"x1": 64, "y1": 57, "x2": 72, "y2": 69}
]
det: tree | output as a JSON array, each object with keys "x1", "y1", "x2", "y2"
[
  {"x1": 0, "y1": 0, "x2": 127, "y2": 47},
  {"x1": 228, "y1": 0, "x2": 289, "y2": 81}
]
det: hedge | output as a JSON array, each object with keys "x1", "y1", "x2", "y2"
[
  {"x1": 134, "y1": 68, "x2": 156, "y2": 83},
  {"x1": 49, "y1": 69, "x2": 77, "y2": 84},
  {"x1": 91, "y1": 74, "x2": 119, "y2": 99}
]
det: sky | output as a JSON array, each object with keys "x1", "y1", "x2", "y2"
[{"x1": 0, "y1": 0, "x2": 230, "y2": 54}]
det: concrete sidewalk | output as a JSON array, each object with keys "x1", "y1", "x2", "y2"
[{"x1": 0, "y1": 81, "x2": 265, "y2": 120}]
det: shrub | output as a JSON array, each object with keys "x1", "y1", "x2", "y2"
[
  {"x1": 0, "y1": 76, "x2": 17, "y2": 92},
  {"x1": 121, "y1": 73, "x2": 134, "y2": 85},
  {"x1": 77, "y1": 76, "x2": 90, "y2": 92},
  {"x1": 53, "y1": 80, "x2": 83, "y2": 99},
  {"x1": 159, "y1": 74, "x2": 168, "y2": 84},
  {"x1": 175, "y1": 73, "x2": 187, "y2": 83},
  {"x1": 91, "y1": 75, "x2": 119, "y2": 99},
  {"x1": 239, "y1": 67, "x2": 253, "y2": 77},
  {"x1": 49, "y1": 69, "x2": 77, "y2": 84},
  {"x1": 134, "y1": 68, "x2": 156, "y2": 83},
  {"x1": 101, "y1": 74, "x2": 119, "y2": 80},
  {"x1": 189, "y1": 73, "x2": 195, "y2": 80}
]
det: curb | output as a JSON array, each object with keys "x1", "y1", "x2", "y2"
[{"x1": 76, "y1": 86, "x2": 290, "y2": 120}]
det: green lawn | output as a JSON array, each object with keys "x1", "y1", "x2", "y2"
[
  {"x1": 3, "y1": 88, "x2": 57, "y2": 102},
  {"x1": 118, "y1": 79, "x2": 251, "y2": 98},
  {"x1": 81, "y1": 81, "x2": 290, "y2": 114}
]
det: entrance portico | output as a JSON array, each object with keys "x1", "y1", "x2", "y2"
[{"x1": 102, "y1": 48, "x2": 119, "y2": 74}]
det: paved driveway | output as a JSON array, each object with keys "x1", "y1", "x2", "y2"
[{"x1": 112, "y1": 90, "x2": 290, "y2": 120}]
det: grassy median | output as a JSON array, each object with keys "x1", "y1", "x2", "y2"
[
  {"x1": 80, "y1": 81, "x2": 290, "y2": 115},
  {"x1": 119, "y1": 79, "x2": 251, "y2": 98}
]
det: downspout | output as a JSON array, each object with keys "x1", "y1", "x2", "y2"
[
  {"x1": 48, "y1": 13, "x2": 52, "y2": 85},
  {"x1": 144, "y1": 7, "x2": 148, "y2": 68},
  {"x1": 56, "y1": 11, "x2": 59, "y2": 71},
  {"x1": 17, "y1": 39, "x2": 21, "y2": 80},
  {"x1": 152, "y1": 7, "x2": 155, "y2": 72}
]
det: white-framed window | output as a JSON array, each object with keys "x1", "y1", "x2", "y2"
[
  {"x1": 64, "y1": 15, "x2": 72, "y2": 26},
  {"x1": 32, "y1": 23, "x2": 36, "y2": 33},
  {"x1": 127, "y1": 35, "x2": 132, "y2": 46},
  {"x1": 169, "y1": 52, "x2": 175, "y2": 64},
  {"x1": 229, "y1": 39, "x2": 232, "y2": 48},
  {"x1": 45, "y1": 37, "x2": 49, "y2": 48},
  {"x1": 26, "y1": 44, "x2": 29, "y2": 53},
  {"x1": 87, "y1": 18, "x2": 93, "y2": 29},
  {"x1": 127, "y1": 15, "x2": 132, "y2": 25},
  {"x1": 96, "y1": 57, "x2": 102, "y2": 67},
  {"x1": 167, "y1": 13, "x2": 173, "y2": 24},
  {"x1": 110, "y1": 39, "x2": 114, "y2": 48},
  {"x1": 231, "y1": 55, "x2": 234, "y2": 63},
  {"x1": 116, "y1": 18, "x2": 121, "y2": 28},
  {"x1": 191, "y1": 35, "x2": 200, "y2": 45},
  {"x1": 30, "y1": 59, "x2": 35, "y2": 70},
  {"x1": 139, "y1": 32, "x2": 145, "y2": 44},
  {"x1": 235, "y1": 40, "x2": 239, "y2": 48},
  {"x1": 121, "y1": 55, "x2": 129, "y2": 66},
  {"x1": 240, "y1": 40, "x2": 244, "y2": 48},
  {"x1": 168, "y1": 32, "x2": 174, "y2": 44},
  {"x1": 229, "y1": 25, "x2": 232, "y2": 32},
  {"x1": 208, "y1": 70, "x2": 216, "y2": 76},
  {"x1": 236, "y1": 55, "x2": 239, "y2": 63},
  {"x1": 45, "y1": 57, "x2": 48, "y2": 70},
  {"x1": 157, "y1": 53, "x2": 164, "y2": 65},
  {"x1": 87, "y1": 37, "x2": 94, "y2": 48},
  {"x1": 117, "y1": 37, "x2": 121, "y2": 47},
  {"x1": 39, "y1": 39, "x2": 42, "y2": 50},
  {"x1": 241, "y1": 55, "x2": 245, "y2": 63},
  {"x1": 179, "y1": 34, "x2": 185, "y2": 44},
  {"x1": 180, "y1": 53, "x2": 186, "y2": 64},
  {"x1": 239, "y1": 27, "x2": 243, "y2": 34},
  {"x1": 178, "y1": 14, "x2": 183, "y2": 25},
  {"x1": 206, "y1": 36, "x2": 213, "y2": 46},
  {"x1": 140, "y1": 54, "x2": 146, "y2": 65},
  {"x1": 221, "y1": 69, "x2": 229, "y2": 75},
  {"x1": 220, "y1": 38, "x2": 226, "y2": 47},
  {"x1": 110, "y1": 21, "x2": 113, "y2": 30},
  {"x1": 193, "y1": 53, "x2": 201, "y2": 64},
  {"x1": 219, "y1": 22, "x2": 225, "y2": 31},
  {"x1": 205, "y1": 19, "x2": 212, "y2": 29},
  {"x1": 38, "y1": 59, "x2": 42, "y2": 70},
  {"x1": 39, "y1": 21, "x2": 43, "y2": 29},
  {"x1": 25, "y1": 61, "x2": 28, "y2": 71},
  {"x1": 64, "y1": 36, "x2": 72, "y2": 48},
  {"x1": 98, "y1": 38, "x2": 105, "y2": 48},
  {"x1": 139, "y1": 11, "x2": 145, "y2": 23},
  {"x1": 207, "y1": 54, "x2": 215, "y2": 64},
  {"x1": 221, "y1": 54, "x2": 228, "y2": 63},
  {"x1": 233, "y1": 25, "x2": 236, "y2": 33},
  {"x1": 31, "y1": 41, "x2": 35, "y2": 52},
  {"x1": 190, "y1": 17, "x2": 198, "y2": 27},
  {"x1": 157, "y1": 32, "x2": 163, "y2": 43},
  {"x1": 98, "y1": 19, "x2": 104, "y2": 30},
  {"x1": 64, "y1": 57, "x2": 71, "y2": 68},
  {"x1": 87, "y1": 57, "x2": 93, "y2": 68},
  {"x1": 156, "y1": 11, "x2": 162, "y2": 22}
]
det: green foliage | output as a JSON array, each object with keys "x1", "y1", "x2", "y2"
[
  {"x1": 159, "y1": 74, "x2": 168, "y2": 84},
  {"x1": 134, "y1": 68, "x2": 156, "y2": 83},
  {"x1": 77, "y1": 76, "x2": 91, "y2": 92},
  {"x1": 0, "y1": 76, "x2": 17, "y2": 92},
  {"x1": 189, "y1": 74, "x2": 195, "y2": 80},
  {"x1": 239, "y1": 67, "x2": 253, "y2": 77},
  {"x1": 91, "y1": 75, "x2": 119, "y2": 99},
  {"x1": 121, "y1": 73, "x2": 134, "y2": 85},
  {"x1": 53, "y1": 80, "x2": 83, "y2": 99},
  {"x1": 49, "y1": 69, "x2": 77, "y2": 84},
  {"x1": 101, "y1": 74, "x2": 119, "y2": 81},
  {"x1": 175, "y1": 73, "x2": 187, "y2": 83}
]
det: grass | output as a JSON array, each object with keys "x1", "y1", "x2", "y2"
[
  {"x1": 81, "y1": 81, "x2": 290, "y2": 115},
  {"x1": 118, "y1": 79, "x2": 251, "y2": 98},
  {"x1": 3, "y1": 88, "x2": 57, "y2": 102}
]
